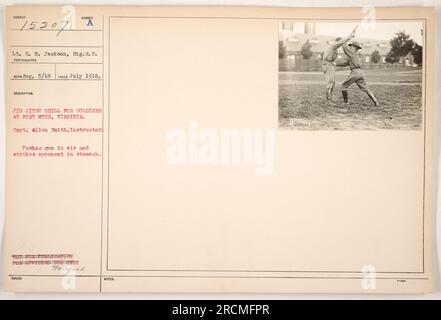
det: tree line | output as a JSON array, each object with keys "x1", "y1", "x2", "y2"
[{"x1": 279, "y1": 31, "x2": 423, "y2": 66}]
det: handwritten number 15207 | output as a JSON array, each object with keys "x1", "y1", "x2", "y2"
[{"x1": 19, "y1": 20, "x2": 70, "y2": 36}]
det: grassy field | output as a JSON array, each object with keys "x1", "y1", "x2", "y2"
[{"x1": 279, "y1": 67, "x2": 423, "y2": 130}]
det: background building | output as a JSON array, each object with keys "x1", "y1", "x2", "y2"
[{"x1": 279, "y1": 22, "x2": 416, "y2": 71}]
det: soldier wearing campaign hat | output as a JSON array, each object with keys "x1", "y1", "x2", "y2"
[{"x1": 336, "y1": 40, "x2": 380, "y2": 107}]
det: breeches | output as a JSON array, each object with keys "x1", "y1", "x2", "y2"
[
  {"x1": 341, "y1": 68, "x2": 370, "y2": 92},
  {"x1": 322, "y1": 62, "x2": 336, "y2": 90}
]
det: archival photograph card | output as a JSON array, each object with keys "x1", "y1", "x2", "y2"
[{"x1": 3, "y1": 6, "x2": 435, "y2": 293}]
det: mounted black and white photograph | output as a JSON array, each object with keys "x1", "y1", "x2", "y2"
[{"x1": 278, "y1": 21, "x2": 424, "y2": 130}]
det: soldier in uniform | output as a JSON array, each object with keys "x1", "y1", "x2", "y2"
[
  {"x1": 322, "y1": 29, "x2": 356, "y2": 104},
  {"x1": 338, "y1": 40, "x2": 380, "y2": 107}
]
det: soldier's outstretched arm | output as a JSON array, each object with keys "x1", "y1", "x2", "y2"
[
  {"x1": 342, "y1": 43, "x2": 356, "y2": 59},
  {"x1": 331, "y1": 27, "x2": 357, "y2": 50}
]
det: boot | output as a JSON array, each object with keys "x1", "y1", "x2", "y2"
[
  {"x1": 367, "y1": 91, "x2": 380, "y2": 106},
  {"x1": 342, "y1": 90, "x2": 348, "y2": 103},
  {"x1": 326, "y1": 88, "x2": 337, "y2": 106},
  {"x1": 326, "y1": 88, "x2": 331, "y2": 100},
  {"x1": 329, "y1": 86, "x2": 335, "y2": 100}
]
